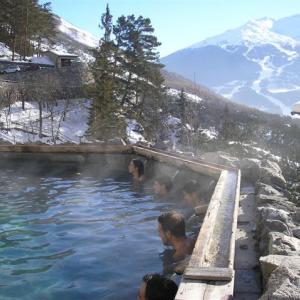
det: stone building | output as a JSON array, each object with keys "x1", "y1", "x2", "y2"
[{"x1": 43, "y1": 50, "x2": 79, "y2": 68}]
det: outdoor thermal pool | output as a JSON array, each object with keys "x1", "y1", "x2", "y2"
[{"x1": 0, "y1": 155, "x2": 180, "y2": 300}]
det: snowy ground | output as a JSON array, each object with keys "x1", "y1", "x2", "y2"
[
  {"x1": 126, "y1": 119, "x2": 146, "y2": 144},
  {"x1": 167, "y1": 88, "x2": 203, "y2": 103},
  {"x1": 0, "y1": 99, "x2": 149, "y2": 145},
  {"x1": 0, "y1": 99, "x2": 91, "y2": 144},
  {"x1": 0, "y1": 42, "x2": 14, "y2": 60}
]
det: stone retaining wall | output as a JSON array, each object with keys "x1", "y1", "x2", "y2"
[
  {"x1": 1, "y1": 64, "x2": 87, "y2": 99},
  {"x1": 254, "y1": 160, "x2": 300, "y2": 299},
  {"x1": 198, "y1": 151, "x2": 300, "y2": 299}
]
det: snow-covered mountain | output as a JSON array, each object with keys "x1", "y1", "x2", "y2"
[{"x1": 161, "y1": 15, "x2": 300, "y2": 115}]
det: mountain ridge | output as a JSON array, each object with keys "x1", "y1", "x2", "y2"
[{"x1": 161, "y1": 14, "x2": 300, "y2": 115}]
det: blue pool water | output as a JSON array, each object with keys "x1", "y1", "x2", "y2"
[{"x1": 0, "y1": 165, "x2": 176, "y2": 300}]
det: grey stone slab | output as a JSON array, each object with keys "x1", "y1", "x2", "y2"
[{"x1": 234, "y1": 269, "x2": 262, "y2": 294}]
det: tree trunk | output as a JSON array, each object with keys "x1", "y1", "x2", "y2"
[
  {"x1": 38, "y1": 101, "x2": 43, "y2": 138},
  {"x1": 12, "y1": 36, "x2": 16, "y2": 61},
  {"x1": 24, "y1": 0, "x2": 29, "y2": 59}
]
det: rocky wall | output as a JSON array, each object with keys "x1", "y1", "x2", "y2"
[{"x1": 198, "y1": 151, "x2": 300, "y2": 299}]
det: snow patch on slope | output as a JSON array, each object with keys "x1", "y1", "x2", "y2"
[
  {"x1": 0, "y1": 42, "x2": 13, "y2": 60},
  {"x1": 167, "y1": 88, "x2": 203, "y2": 103},
  {"x1": 0, "y1": 99, "x2": 91, "y2": 144},
  {"x1": 126, "y1": 120, "x2": 146, "y2": 144},
  {"x1": 58, "y1": 18, "x2": 99, "y2": 48},
  {"x1": 214, "y1": 80, "x2": 246, "y2": 98}
]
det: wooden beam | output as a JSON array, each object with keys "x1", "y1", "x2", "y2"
[
  {"x1": 134, "y1": 144, "x2": 237, "y2": 172},
  {"x1": 175, "y1": 278, "x2": 234, "y2": 300},
  {"x1": 132, "y1": 146, "x2": 222, "y2": 178},
  {"x1": 187, "y1": 170, "x2": 228, "y2": 268},
  {"x1": 0, "y1": 144, "x2": 133, "y2": 154},
  {"x1": 176, "y1": 170, "x2": 240, "y2": 299},
  {"x1": 184, "y1": 267, "x2": 234, "y2": 281}
]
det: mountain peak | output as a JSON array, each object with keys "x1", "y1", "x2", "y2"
[{"x1": 188, "y1": 16, "x2": 297, "y2": 50}]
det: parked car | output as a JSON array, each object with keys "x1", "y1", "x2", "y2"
[{"x1": 0, "y1": 65, "x2": 21, "y2": 74}]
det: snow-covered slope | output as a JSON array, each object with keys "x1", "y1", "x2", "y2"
[
  {"x1": 0, "y1": 99, "x2": 91, "y2": 144},
  {"x1": 162, "y1": 15, "x2": 300, "y2": 115},
  {"x1": 0, "y1": 42, "x2": 13, "y2": 60},
  {"x1": 42, "y1": 16, "x2": 99, "y2": 62},
  {"x1": 57, "y1": 18, "x2": 99, "y2": 49}
]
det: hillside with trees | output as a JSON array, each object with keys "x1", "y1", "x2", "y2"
[{"x1": 0, "y1": 0, "x2": 57, "y2": 60}]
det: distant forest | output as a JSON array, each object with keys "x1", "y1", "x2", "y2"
[{"x1": 0, "y1": 0, "x2": 57, "y2": 60}]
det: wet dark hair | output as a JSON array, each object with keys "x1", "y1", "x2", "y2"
[
  {"x1": 155, "y1": 175, "x2": 173, "y2": 192},
  {"x1": 131, "y1": 159, "x2": 144, "y2": 177},
  {"x1": 158, "y1": 211, "x2": 186, "y2": 238},
  {"x1": 182, "y1": 180, "x2": 198, "y2": 194},
  {"x1": 143, "y1": 273, "x2": 178, "y2": 300}
]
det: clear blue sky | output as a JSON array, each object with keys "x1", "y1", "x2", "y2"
[{"x1": 40, "y1": 0, "x2": 300, "y2": 57}]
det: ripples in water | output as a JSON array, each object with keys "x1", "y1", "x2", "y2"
[{"x1": 0, "y1": 167, "x2": 176, "y2": 300}]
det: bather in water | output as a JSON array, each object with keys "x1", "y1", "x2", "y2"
[{"x1": 128, "y1": 158, "x2": 145, "y2": 183}]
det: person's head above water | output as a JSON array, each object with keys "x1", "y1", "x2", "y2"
[
  {"x1": 128, "y1": 158, "x2": 145, "y2": 182},
  {"x1": 182, "y1": 180, "x2": 199, "y2": 206},
  {"x1": 157, "y1": 211, "x2": 186, "y2": 246},
  {"x1": 153, "y1": 175, "x2": 173, "y2": 197},
  {"x1": 138, "y1": 273, "x2": 178, "y2": 300},
  {"x1": 157, "y1": 211, "x2": 195, "y2": 261}
]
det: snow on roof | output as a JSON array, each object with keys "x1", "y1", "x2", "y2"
[
  {"x1": 31, "y1": 56, "x2": 54, "y2": 65},
  {"x1": 292, "y1": 102, "x2": 300, "y2": 113},
  {"x1": 45, "y1": 50, "x2": 78, "y2": 57}
]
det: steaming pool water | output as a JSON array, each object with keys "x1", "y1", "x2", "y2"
[{"x1": 0, "y1": 162, "x2": 176, "y2": 300}]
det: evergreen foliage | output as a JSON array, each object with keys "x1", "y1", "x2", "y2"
[
  {"x1": 177, "y1": 89, "x2": 187, "y2": 124},
  {"x1": 0, "y1": 0, "x2": 56, "y2": 59},
  {"x1": 89, "y1": 5, "x2": 165, "y2": 141},
  {"x1": 219, "y1": 104, "x2": 242, "y2": 141}
]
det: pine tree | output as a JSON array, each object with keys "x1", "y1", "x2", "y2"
[
  {"x1": 0, "y1": 0, "x2": 56, "y2": 59},
  {"x1": 177, "y1": 89, "x2": 187, "y2": 123},
  {"x1": 89, "y1": 6, "x2": 165, "y2": 141},
  {"x1": 89, "y1": 5, "x2": 125, "y2": 140},
  {"x1": 219, "y1": 104, "x2": 241, "y2": 141},
  {"x1": 113, "y1": 14, "x2": 164, "y2": 108},
  {"x1": 31, "y1": 2, "x2": 57, "y2": 57}
]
